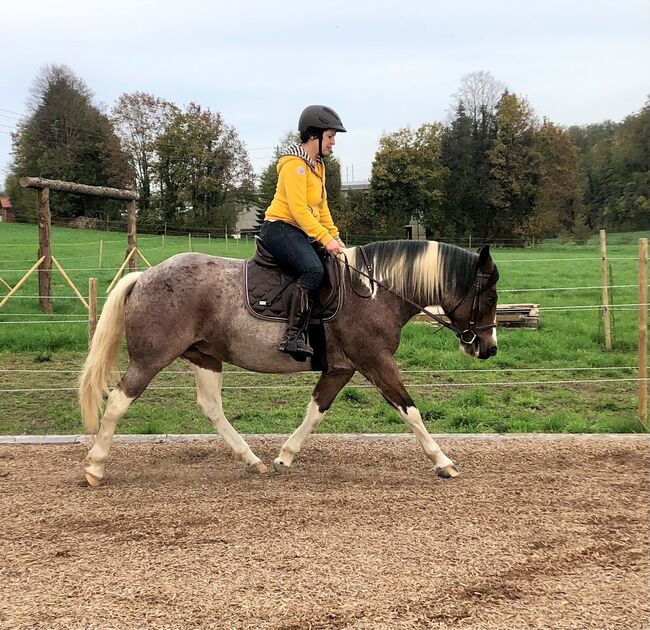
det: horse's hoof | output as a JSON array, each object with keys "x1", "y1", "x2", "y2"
[
  {"x1": 84, "y1": 471, "x2": 103, "y2": 487},
  {"x1": 246, "y1": 462, "x2": 268, "y2": 474},
  {"x1": 437, "y1": 463, "x2": 460, "y2": 479},
  {"x1": 273, "y1": 459, "x2": 291, "y2": 474}
]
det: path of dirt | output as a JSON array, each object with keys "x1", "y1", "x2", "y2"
[{"x1": 0, "y1": 435, "x2": 648, "y2": 630}]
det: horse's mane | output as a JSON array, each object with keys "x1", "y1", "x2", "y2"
[{"x1": 346, "y1": 240, "x2": 478, "y2": 305}]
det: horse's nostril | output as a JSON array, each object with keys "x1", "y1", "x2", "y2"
[{"x1": 490, "y1": 346, "x2": 498, "y2": 357}]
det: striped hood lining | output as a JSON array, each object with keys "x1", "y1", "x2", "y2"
[{"x1": 280, "y1": 145, "x2": 322, "y2": 170}]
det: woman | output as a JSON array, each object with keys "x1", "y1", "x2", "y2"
[{"x1": 260, "y1": 105, "x2": 347, "y2": 361}]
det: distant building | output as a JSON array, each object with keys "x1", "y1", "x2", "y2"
[
  {"x1": 0, "y1": 198, "x2": 15, "y2": 223},
  {"x1": 232, "y1": 203, "x2": 263, "y2": 237},
  {"x1": 405, "y1": 217, "x2": 427, "y2": 240}
]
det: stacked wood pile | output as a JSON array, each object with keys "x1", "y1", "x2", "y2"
[{"x1": 414, "y1": 304, "x2": 539, "y2": 329}]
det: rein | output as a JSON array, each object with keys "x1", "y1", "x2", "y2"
[{"x1": 339, "y1": 250, "x2": 498, "y2": 346}]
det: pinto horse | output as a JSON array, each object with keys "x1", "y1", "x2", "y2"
[{"x1": 79, "y1": 240, "x2": 499, "y2": 486}]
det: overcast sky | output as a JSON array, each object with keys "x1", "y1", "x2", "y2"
[{"x1": 1, "y1": 0, "x2": 648, "y2": 185}]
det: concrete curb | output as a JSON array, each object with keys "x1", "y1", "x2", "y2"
[{"x1": 0, "y1": 433, "x2": 647, "y2": 445}]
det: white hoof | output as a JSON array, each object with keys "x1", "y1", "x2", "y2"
[{"x1": 84, "y1": 470, "x2": 103, "y2": 487}]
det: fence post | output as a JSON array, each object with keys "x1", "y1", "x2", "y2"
[
  {"x1": 600, "y1": 229, "x2": 612, "y2": 350},
  {"x1": 37, "y1": 187, "x2": 52, "y2": 314},
  {"x1": 99, "y1": 239, "x2": 104, "y2": 269},
  {"x1": 126, "y1": 199, "x2": 137, "y2": 272},
  {"x1": 188, "y1": 233, "x2": 192, "y2": 252},
  {"x1": 88, "y1": 277, "x2": 97, "y2": 347},
  {"x1": 639, "y1": 238, "x2": 648, "y2": 429}
]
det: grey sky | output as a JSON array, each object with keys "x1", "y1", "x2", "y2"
[{"x1": 1, "y1": 0, "x2": 648, "y2": 184}]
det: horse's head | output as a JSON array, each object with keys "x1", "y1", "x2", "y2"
[{"x1": 445, "y1": 245, "x2": 499, "y2": 360}]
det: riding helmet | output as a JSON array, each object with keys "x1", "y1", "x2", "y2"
[{"x1": 298, "y1": 105, "x2": 347, "y2": 133}]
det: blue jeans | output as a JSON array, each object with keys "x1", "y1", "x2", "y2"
[{"x1": 260, "y1": 221, "x2": 324, "y2": 291}]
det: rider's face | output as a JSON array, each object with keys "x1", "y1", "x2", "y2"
[{"x1": 320, "y1": 130, "x2": 337, "y2": 156}]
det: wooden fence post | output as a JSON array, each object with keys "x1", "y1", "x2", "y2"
[
  {"x1": 99, "y1": 239, "x2": 104, "y2": 269},
  {"x1": 88, "y1": 278, "x2": 97, "y2": 347},
  {"x1": 37, "y1": 187, "x2": 52, "y2": 314},
  {"x1": 600, "y1": 229, "x2": 612, "y2": 351},
  {"x1": 126, "y1": 199, "x2": 137, "y2": 272},
  {"x1": 639, "y1": 238, "x2": 648, "y2": 430}
]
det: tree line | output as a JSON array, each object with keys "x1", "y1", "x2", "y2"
[{"x1": 3, "y1": 66, "x2": 648, "y2": 242}]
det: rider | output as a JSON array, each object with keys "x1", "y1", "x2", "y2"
[{"x1": 260, "y1": 105, "x2": 347, "y2": 361}]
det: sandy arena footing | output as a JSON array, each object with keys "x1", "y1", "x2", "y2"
[{"x1": 0, "y1": 434, "x2": 648, "y2": 630}]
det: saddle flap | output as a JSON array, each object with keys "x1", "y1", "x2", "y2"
[{"x1": 245, "y1": 238, "x2": 341, "y2": 322}]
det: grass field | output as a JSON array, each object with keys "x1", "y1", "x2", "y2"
[{"x1": 0, "y1": 222, "x2": 647, "y2": 435}]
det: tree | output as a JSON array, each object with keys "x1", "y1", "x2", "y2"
[
  {"x1": 439, "y1": 102, "x2": 475, "y2": 238},
  {"x1": 568, "y1": 97, "x2": 650, "y2": 231},
  {"x1": 452, "y1": 71, "x2": 506, "y2": 125},
  {"x1": 371, "y1": 124, "x2": 446, "y2": 237},
  {"x1": 155, "y1": 103, "x2": 255, "y2": 229},
  {"x1": 112, "y1": 92, "x2": 177, "y2": 220},
  {"x1": 516, "y1": 120, "x2": 584, "y2": 240},
  {"x1": 337, "y1": 189, "x2": 374, "y2": 241},
  {"x1": 486, "y1": 92, "x2": 538, "y2": 240},
  {"x1": 7, "y1": 65, "x2": 132, "y2": 220}
]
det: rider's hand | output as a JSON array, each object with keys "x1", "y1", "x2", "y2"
[{"x1": 325, "y1": 238, "x2": 344, "y2": 256}]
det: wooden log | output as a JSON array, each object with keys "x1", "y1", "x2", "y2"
[
  {"x1": 413, "y1": 304, "x2": 539, "y2": 329},
  {"x1": 0, "y1": 257, "x2": 46, "y2": 310},
  {"x1": 20, "y1": 176, "x2": 137, "y2": 200},
  {"x1": 51, "y1": 257, "x2": 89, "y2": 310},
  {"x1": 136, "y1": 248, "x2": 152, "y2": 268},
  {"x1": 37, "y1": 188, "x2": 52, "y2": 314},
  {"x1": 106, "y1": 247, "x2": 137, "y2": 294}
]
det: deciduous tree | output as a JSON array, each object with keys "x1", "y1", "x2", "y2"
[{"x1": 8, "y1": 65, "x2": 131, "y2": 220}]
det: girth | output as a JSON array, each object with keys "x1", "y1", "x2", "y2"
[{"x1": 244, "y1": 238, "x2": 342, "y2": 322}]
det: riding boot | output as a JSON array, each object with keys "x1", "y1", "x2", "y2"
[{"x1": 278, "y1": 283, "x2": 314, "y2": 361}]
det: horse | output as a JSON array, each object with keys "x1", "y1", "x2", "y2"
[{"x1": 79, "y1": 239, "x2": 499, "y2": 486}]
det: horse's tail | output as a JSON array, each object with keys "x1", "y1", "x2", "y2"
[{"x1": 79, "y1": 272, "x2": 143, "y2": 434}]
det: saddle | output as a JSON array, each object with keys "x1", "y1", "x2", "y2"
[{"x1": 245, "y1": 237, "x2": 342, "y2": 323}]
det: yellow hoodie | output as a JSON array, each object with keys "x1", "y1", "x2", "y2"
[{"x1": 264, "y1": 147, "x2": 340, "y2": 246}]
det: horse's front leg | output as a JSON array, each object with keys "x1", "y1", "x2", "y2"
[
  {"x1": 360, "y1": 358, "x2": 459, "y2": 478},
  {"x1": 274, "y1": 368, "x2": 355, "y2": 472}
]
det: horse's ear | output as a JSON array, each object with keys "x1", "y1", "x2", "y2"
[{"x1": 477, "y1": 245, "x2": 491, "y2": 269}]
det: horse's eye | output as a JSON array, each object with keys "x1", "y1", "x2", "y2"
[{"x1": 487, "y1": 296, "x2": 497, "y2": 306}]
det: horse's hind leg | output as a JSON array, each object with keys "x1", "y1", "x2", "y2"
[
  {"x1": 84, "y1": 363, "x2": 155, "y2": 486},
  {"x1": 192, "y1": 365, "x2": 267, "y2": 473},
  {"x1": 274, "y1": 368, "x2": 355, "y2": 472}
]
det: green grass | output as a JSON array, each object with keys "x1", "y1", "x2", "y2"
[{"x1": 0, "y1": 221, "x2": 647, "y2": 434}]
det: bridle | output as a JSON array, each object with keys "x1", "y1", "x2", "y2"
[
  {"x1": 340, "y1": 250, "x2": 499, "y2": 347},
  {"x1": 443, "y1": 269, "x2": 500, "y2": 346}
]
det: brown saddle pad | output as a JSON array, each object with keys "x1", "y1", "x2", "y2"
[{"x1": 245, "y1": 238, "x2": 341, "y2": 322}]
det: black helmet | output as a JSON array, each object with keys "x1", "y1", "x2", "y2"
[{"x1": 298, "y1": 105, "x2": 347, "y2": 133}]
